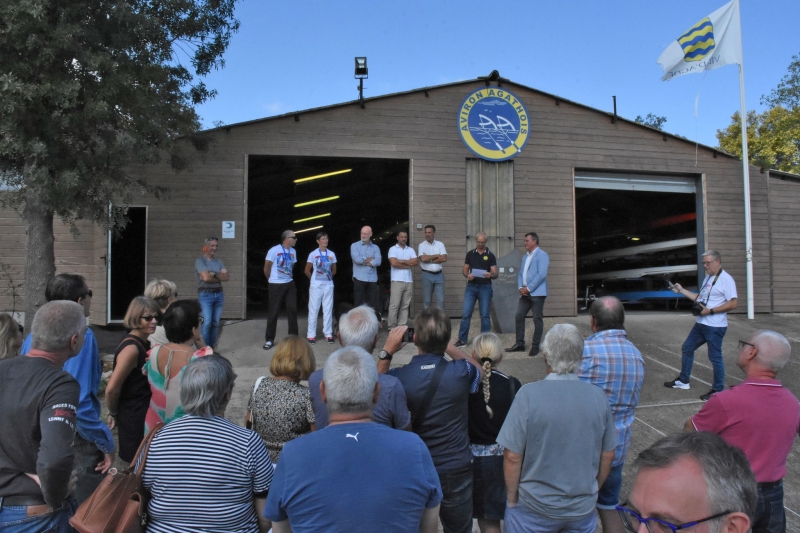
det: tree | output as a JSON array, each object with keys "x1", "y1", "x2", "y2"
[
  {"x1": 0, "y1": 1, "x2": 240, "y2": 328},
  {"x1": 635, "y1": 113, "x2": 667, "y2": 131},
  {"x1": 716, "y1": 54, "x2": 800, "y2": 174}
]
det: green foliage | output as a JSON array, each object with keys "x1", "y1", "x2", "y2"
[
  {"x1": 717, "y1": 54, "x2": 800, "y2": 174},
  {"x1": 634, "y1": 113, "x2": 667, "y2": 131},
  {"x1": 0, "y1": 0, "x2": 240, "y2": 227}
]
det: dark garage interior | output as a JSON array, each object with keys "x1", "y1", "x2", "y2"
[
  {"x1": 247, "y1": 156, "x2": 409, "y2": 315},
  {"x1": 575, "y1": 186, "x2": 700, "y2": 311}
]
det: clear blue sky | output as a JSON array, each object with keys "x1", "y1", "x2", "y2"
[{"x1": 194, "y1": 0, "x2": 800, "y2": 148}]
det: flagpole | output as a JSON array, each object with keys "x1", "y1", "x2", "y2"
[{"x1": 738, "y1": 61, "x2": 754, "y2": 319}]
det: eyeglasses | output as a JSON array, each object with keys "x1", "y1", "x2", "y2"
[
  {"x1": 617, "y1": 504, "x2": 732, "y2": 532},
  {"x1": 17, "y1": 323, "x2": 23, "y2": 333},
  {"x1": 738, "y1": 340, "x2": 755, "y2": 350},
  {"x1": 141, "y1": 314, "x2": 161, "y2": 323},
  {"x1": 199, "y1": 316, "x2": 205, "y2": 324},
  {"x1": 702, "y1": 260, "x2": 719, "y2": 265}
]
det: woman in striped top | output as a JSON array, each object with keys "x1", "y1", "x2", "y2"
[
  {"x1": 143, "y1": 299, "x2": 213, "y2": 433},
  {"x1": 142, "y1": 354, "x2": 273, "y2": 533}
]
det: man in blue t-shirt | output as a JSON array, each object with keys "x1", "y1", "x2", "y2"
[
  {"x1": 265, "y1": 346, "x2": 442, "y2": 533},
  {"x1": 195, "y1": 236, "x2": 229, "y2": 348},
  {"x1": 379, "y1": 307, "x2": 483, "y2": 533},
  {"x1": 20, "y1": 274, "x2": 115, "y2": 506}
]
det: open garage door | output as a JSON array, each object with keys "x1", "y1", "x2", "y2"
[
  {"x1": 575, "y1": 171, "x2": 702, "y2": 311},
  {"x1": 247, "y1": 156, "x2": 409, "y2": 317}
]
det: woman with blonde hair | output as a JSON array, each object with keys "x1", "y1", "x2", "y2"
[
  {"x1": 144, "y1": 279, "x2": 208, "y2": 350},
  {"x1": 246, "y1": 335, "x2": 316, "y2": 462},
  {"x1": 0, "y1": 314, "x2": 23, "y2": 360},
  {"x1": 467, "y1": 332, "x2": 522, "y2": 533},
  {"x1": 105, "y1": 296, "x2": 161, "y2": 462}
]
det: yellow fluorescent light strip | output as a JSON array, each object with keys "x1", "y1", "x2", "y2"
[
  {"x1": 294, "y1": 196, "x2": 339, "y2": 208},
  {"x1": 295, "y1": 225, "x2": 324, "y2": 234},
  {"x1": 294, "y1": 213, "x2": 331, "y2": 224},
  {"x1": 294, "y1": 169, "x2": 352, "y2": 183}
]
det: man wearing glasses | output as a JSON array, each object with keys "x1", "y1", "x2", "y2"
[
  {"x1": 20, "y1": 274, "x2": 115, "y2": 505},
  {"x1": 263, "y1": 230, "x2": 299, "y2": 350},
  {"x1": 617, "y1": 431, "x2": 754, "y2": 533},
  {"x1": 455, "y1": 232, "x2": 497, "y2": 347},
  {"x1": 684, "y1": 330, "x2": 798, "y2": 533},
  {"x1": 195, "y1": 236, "x2": 229, "y2": 348},
  {"x1": 664, "y1": 250, "x2": 738, "y2": 401}
]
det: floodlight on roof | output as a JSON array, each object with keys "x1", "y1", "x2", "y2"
[{"x1": 354, "y1": 57, "x2": 368, "y2": 79}]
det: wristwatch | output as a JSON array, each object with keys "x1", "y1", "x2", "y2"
[
  {"x1": 378, "y1": 350, "x2": 393, "y2": 361},
  {"x1": 709, "y1": 308, "x2": 716, "y2": 315}
]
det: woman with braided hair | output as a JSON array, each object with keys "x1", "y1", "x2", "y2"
[{"x1": 467, "y1": 332, "x2": 522, "y2": 533}]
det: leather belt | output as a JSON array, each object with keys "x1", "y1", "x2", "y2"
[
  {"x1": 758, "y1": 480, "x2": 782, "y2": 489},
  {"x1": 198, "y1": 287, "x2": 223, "y2": 293},
  {"x1": 0, "y1": 495, "x2": 47, "y2": 506}
]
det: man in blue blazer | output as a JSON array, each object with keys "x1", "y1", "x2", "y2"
[{"x1": 508, "y1": 232, "x2": 549, "y2": 356}]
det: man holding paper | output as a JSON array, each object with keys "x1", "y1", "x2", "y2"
[{"x1": 456, "y1": 232, "x2": 498, "y2": 347}]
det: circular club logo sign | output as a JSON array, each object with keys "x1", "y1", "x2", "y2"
[{"x1": 458, "y1": 87, "x2": 529, "y2": 161}]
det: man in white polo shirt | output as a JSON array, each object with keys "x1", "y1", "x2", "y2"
[
  {"x1": 387, "y1": 230, "x2": 418, "y2": 328},
  {"x1": 418, "y1": 225, "x2": 447, "y2": 310}
]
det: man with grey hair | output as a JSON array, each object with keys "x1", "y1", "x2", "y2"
[
  {"x1": 498, "y1": 323, "x2": 616, "y2": 533},
  {"x1": 308, "y1": 305, "x2": 410, "y2": 429},
  {"x1": 666, "y1": 249, "x2": 738, "y2": 401},
  {"x1": 0, "y1": 301, "x2": 85, "y2": 532},
  {"x1": 619, "y1": 431, "x2": 754, "y2": 533},
  {"x1": 265, "y1": 346, "x2": 442, "y2": 533},
  {"x1": 577, "y1": 296, "x2": 644, "y2": 533},
  {"x1": 264, "y1": 229, "x2": 299, "y2": 350},
  {"x1": 684, "y1": 329, "x2": 798, "y2": 533}
]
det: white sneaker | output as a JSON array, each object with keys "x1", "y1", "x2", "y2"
[{"x1": 664, "y1": 378, "x2": 690, "y2": 390}]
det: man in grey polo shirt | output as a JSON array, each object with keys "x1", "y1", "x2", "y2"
[{"x1": 498, "y1": 323, "x2": 616, "y2": 533}]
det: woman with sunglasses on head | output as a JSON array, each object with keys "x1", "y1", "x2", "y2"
[
  {"x1": 0, "y1": 314, "x2": 23, "y2": 360},
  {"x1": 105, "y1": 296, "x2": 161, "y2": 463},
  {"x1": 143, "y1": 299, "x2": 213, "y2": 433}
]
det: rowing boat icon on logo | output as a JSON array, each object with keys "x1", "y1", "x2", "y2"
[{"x1": 457, "y1": 87, "x2": 530, "y2": 162}]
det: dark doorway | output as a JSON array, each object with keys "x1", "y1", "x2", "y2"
[
  {"x1": 109, "y1": 206, "x2": 148, "y2": 321},
  {"x1": 575, "y1": 182, "x2": 699, "y2": 311},
  {"x1": 247, "y1": 156, "x2": 410, "y2": 316}
]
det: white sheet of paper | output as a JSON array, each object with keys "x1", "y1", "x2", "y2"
[{"x1": 471, "y1": 268, "x2": 488, "y2": 278}]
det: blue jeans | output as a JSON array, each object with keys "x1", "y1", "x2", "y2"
[
  {"x1": 0, "y1": 498, "x2": 76, "y2": 532},
  {"x1": 505, "y1": 503, "x2": 596, "y2": 533},
  {"x1": 596, "y1": 462, "x2": 624, "y2": 509},
  {"x1": 679, "y1": 322, "x2": 726, "y2": 391},
  {"x1": 458, "y1": 283, "x2": 493, "y2": 343},
  {"x1": 437, "y1": 468, "x2": 473, "y2": 533},
  {"x1": 198, "y1": 291, "x2": 224, "y2": 348},
  {"x1": 753, "y1": 481, "x2": 785, "y2": 533},
  {"x1": 421, "y1": 271, "x2": 445, "y2": 310}
]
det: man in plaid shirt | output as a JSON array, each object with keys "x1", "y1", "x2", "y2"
[{"x1": 578, "y1": 296, "x2": 645, "y2": 533}]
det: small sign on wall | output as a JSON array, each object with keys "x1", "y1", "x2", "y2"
[{"x1": 222, "y1": 221, "x2": 235, "y2": 239}]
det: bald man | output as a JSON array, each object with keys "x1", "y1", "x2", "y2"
[
  {"x1": 351, "y1": 226, "x2": 382, "y2": 318},
  {"x1": 685, "y1": 330, "x2": 799, "y2": 533}
]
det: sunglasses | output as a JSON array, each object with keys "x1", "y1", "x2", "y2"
[
  {"x1": 18, "y1": 323, "x2": 24, "y2": 333},
  {"x1": 82, "y1": 290, "x2": 93, "y2": 299},
  {"x1": 141, "y1": 314, "x2": 161, "y2": 323}
]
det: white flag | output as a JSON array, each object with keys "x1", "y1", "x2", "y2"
[{"x1": 657, "y1": 0, "x2": 742, "y2": 81}]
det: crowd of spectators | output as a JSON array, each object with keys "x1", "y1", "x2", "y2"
[{"x1": 0, "y1": 275, "x2": 794, "y2": 533}]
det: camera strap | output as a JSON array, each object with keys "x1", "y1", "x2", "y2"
[{"x1": 700, "y1": 269, "x2": 723, "y2": 305}]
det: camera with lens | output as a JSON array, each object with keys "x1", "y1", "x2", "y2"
[{"x1": 691, "y1": 301, "x2": 706, "y2": 316}]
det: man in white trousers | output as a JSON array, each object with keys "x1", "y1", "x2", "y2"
[{"x1": 305, "y1": 231, "x2": 337, "y2": 344}]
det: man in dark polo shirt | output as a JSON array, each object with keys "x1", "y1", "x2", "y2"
[
  {"x1": 456, "y1": 232, "x2": 498, "y2": 347},
  {"x1": 379, "y1": 307, "x2": 482, "y2": 533},
  {"x1": 0, "y1": 301, "x2": 85, "y2": 532}
]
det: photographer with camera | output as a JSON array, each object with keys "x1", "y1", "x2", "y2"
[{"x1": 665, "y1": 250, "x2": 738, "y2": 401}]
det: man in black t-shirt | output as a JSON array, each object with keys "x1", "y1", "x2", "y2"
[
  {"x1": 456, "y1": 232, "x2": 498, "y2": 347},
  {"x1": 0, "y1": 301, "x2": 85, "y2": 532}
]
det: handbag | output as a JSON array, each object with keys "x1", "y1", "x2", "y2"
[{"x1": 69, "y1": 422, "x2": 165, "y2": 533}]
